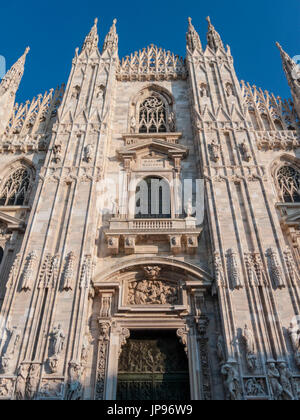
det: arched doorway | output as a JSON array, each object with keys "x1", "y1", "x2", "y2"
[{"x1": 117, "y1": 330, "x2": 190, "y2": 400}]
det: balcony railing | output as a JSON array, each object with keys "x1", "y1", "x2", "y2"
[{"x1": 107, "y1": 217, "x2": 198, "y2": 232}]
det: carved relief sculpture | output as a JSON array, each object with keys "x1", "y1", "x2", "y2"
[
  {"x1": 39, "y1": 254, "x2": 59, "y2": 289},
  {"x1": 127, "y1": 279, "x2": 178, "y2": 305},
  {"x1": 0, "y1": 378, "x2": 13, "y2": 399},
  {"x1": 226, "y1": 249, "x2": 243, "y2": 289},
  {"x1": 95, "y1": 321, "x2": 110, "y2": 400},
  {"x1": 21, "y1": 251, "x2": 38, "y2": 291},
  {"x1": 62, "y1": 252, "x2": 76, "y2": 291},
  {"x1": 266, "y1": 248, "x2": 285, "y2": 289}
]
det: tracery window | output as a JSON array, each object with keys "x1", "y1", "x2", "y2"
[
  {"x1": 139, "y1": 96, "x2": 167, "y2": 133},
  {"x1": 277, "y1": 166, "x2": 300, "y2": 203},
  {"x1": 0, "y1": 167, "x2": 31, "y2": 206}
]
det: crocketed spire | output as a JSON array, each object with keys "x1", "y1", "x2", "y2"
[
  {"x1": 206, "y1": 16, "x2": 224, "y2": 52},
  {"x1": 102, "y1": 19, "x2": 118, "y2": 54},
  {"x1": 81, "y1": 18, "x2": 99, "y2": 54},
  {"x1": 276, "y1": 42, "x2": 300, "y2": 119},
  {"x1": 276, "y1": 42, "x2": 299, "y2": 84},
  {"x1": 186, "y1": 17, "x2": 202, "y2": 53},
  {"x1": 0, "y1": 47, "x2": 30, "y2": 97}
]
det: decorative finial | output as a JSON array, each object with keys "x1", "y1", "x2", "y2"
[
  {"x1": 113, "y1": 18, "x2": 117, "y2": 25},
  {"x1": 206, "y1": 16, "x2": 211, "y2": 24},
  {"x1": 25, "y1": 47, "x2": 30, "y2": 55},
  {"x1": 94, "y1": 18, "x2": 98, "y2": 25},
  {"x1": 188, "y1": 17, "x2": 192, "y2": 24}
]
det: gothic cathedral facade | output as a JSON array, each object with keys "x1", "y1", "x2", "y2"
[{"x1": 0, "y1": 17, "x2": 299, "y2": 400}]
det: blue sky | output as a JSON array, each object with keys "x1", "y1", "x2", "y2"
[{"x1": 1, "y1": 0, "x2": 299, "y2": 103}]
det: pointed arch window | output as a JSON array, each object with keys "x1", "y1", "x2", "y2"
[
  {"x1": 139, "y1": 96, "x2": 167, "y2": 133},
  {"x1": 277, "y1": 165, "x2": 300, "y2": 203},
  {"x1": 0, "y1": 167, "x2": 31, "y2": 206}
]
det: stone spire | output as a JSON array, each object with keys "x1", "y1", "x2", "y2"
[
  {"x1": 276, "y1": 42, "x2": 300, "y2": 118},
  {"x1": 81, "y1": 18, "x2": 99, "y2": 54},
  {"x1": 0, "y1": 47, "x2": 30, "y2": 97},
  {"x1": 206, "y1": 16, "x2": 224, "y2": 52},
  {"x1": 186, "y1": 17, "x2": 202, "y2": 53},
  {"x1": 102, "y1": 19, "x2": 118, "y2": 54},
  {"x1": 0, "y1": 47, "x2": 30, "y2": 136}
]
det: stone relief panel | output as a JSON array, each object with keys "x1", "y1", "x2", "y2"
[
  {"x1": 37, "y1": 379, "x2": 65, "y2": 400},
  {"x1": 127, "y1": 279, "x2": 179, "y2": 305},
  {"x1": 243, "y1": 377, "x2": 268, "y2": 399},
  {"x1": 0, "y1": 378, "x2": 14, "y2": 399}
]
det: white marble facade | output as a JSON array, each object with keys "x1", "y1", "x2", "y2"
[{"x1": 0, "y1": 17, "x2": 299, "y2": 400}]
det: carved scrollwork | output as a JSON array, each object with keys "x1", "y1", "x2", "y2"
[{"x1": 95, "y1": 321, "x2": 111, "y2": 401}]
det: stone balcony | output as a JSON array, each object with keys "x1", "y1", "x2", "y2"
[{"x1": 105, "y1": 217, "x2": 202, "y2": 255}]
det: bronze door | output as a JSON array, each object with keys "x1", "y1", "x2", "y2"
[{"x1": 117, "y1": 330, "x2": 190, "y2": 401}]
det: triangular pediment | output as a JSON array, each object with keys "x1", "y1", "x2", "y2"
[{"x1": 118, "y1": 138, "x2": 188, "y2": 158}]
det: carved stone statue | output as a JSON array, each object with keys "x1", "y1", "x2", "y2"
[
  {"x1": 84, "y1": 144, "x2": 94, "y2": 163},
  {"x1": 53, "y1": 144, "x2": 62, "y2": 164},
  {"x1": 1, "y1": 325, "x2": 20, "y2": 371},
  {"x1": 51, "y1": 324, "x2": 65, "y2": 356},
  {"x1": 65, "y1": 362, "x2": 82, "y2": 400},
  {"x1": 26, "y1": 364, "x2": 40, "y2": 400},
  {"x1": 267, "y1": 362, "x2": 283, "y2": 400},
  {"x1": 278, "y1": 362, "x2": 297, "y2": 400},
  {"x1": 185, "y1": 199, "x2": 194, "y2": 218},
  {"x1": 242, "y1": 324, "x2": 257, "y2": 371},
  {"x1": 210, "y1": 139, "x2": 220, "y2": 162},
  {"x1": 5, "y1": 325, "x2": 19, "y2": 355},
  {"x1": 290, "y1": 321, "x2": 300, "y2": 366},
  {"x1": 221, "y1": 363, "x2": 242, "y2": 400},
  {"x1": 15, "y1": 364, "x2": 28, "y2": 400},
  {"x1": 226, "y1": 83, "x2": 234, "y2": 98},
  {"x1": 216, "y1": 334, "x2": 226, "y2": 364},
  {"x1": 200, "y1": 83, "x2": 209, "y2": 98},
  {"x1": 48, "y1": 324, "x2": 65, "y2": 374},
  {"x1": 168, "y1": 112, "x2": 176, "y2": 132},
  {"x1": 240, "y1": 141, "x2": 251, "y2": 162},
  {"x1": 130, "y1": 116, "x2": 136, "y2": 133}
]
